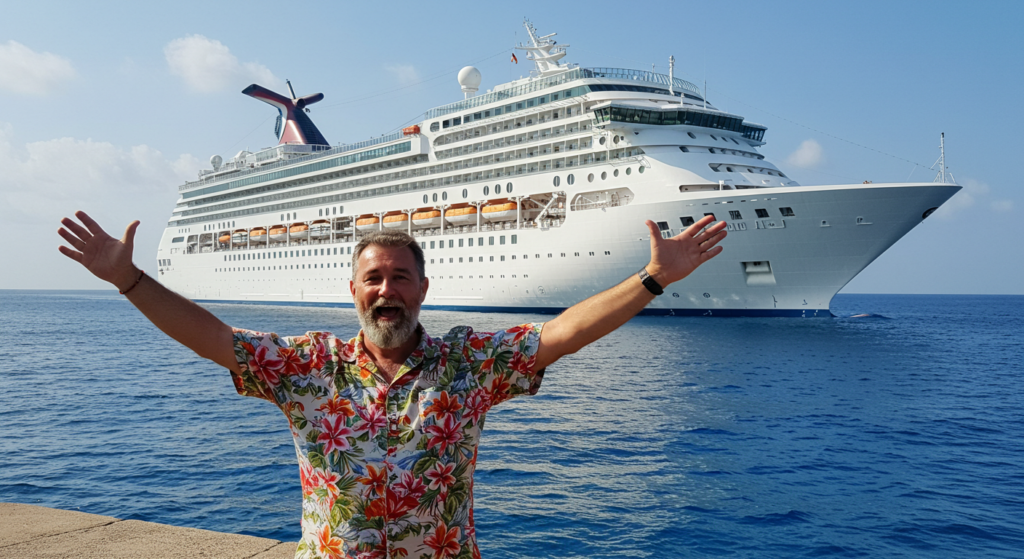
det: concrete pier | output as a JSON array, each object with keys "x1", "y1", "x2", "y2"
[{"x1": 0, "y1": 503, "x2": 297, "y2": 558}]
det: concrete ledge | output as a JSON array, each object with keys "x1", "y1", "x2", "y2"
[{"x1": 0, "y1": 503, "x2": 297, "y2": 559}]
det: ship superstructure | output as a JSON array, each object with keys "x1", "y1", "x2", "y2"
[{"x1": 156, "y1": 22, "x2": 959, "y2": 316}]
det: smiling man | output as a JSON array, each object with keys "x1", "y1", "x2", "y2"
[{"x1": 57, "y1": 212, "x2": 725, "y2": 559}]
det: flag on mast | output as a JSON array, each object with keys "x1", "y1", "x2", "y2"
[{"x1": 511, "y1": 53, "x2": 518, "y2": 64}]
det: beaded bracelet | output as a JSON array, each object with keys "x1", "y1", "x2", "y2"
[{"x1": 119, "y1": 270, "x2": 145, "y2": 295}]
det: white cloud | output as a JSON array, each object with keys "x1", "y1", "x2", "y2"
[
  {"x1": 385, "y1": 64, "x2": 420, "y2": 86},
  {"x1": 991, "y1": 199, "x2": 1014, "y2": 212},
  {"x1": 785, "y1": 139, "x2": 824, "y2": 168},
  {"x1": 933, "y1": 177, "x2": 989, "y2": 219},
  {"x1": 0, "y1": 40, "x2": 76, "y2": 95},
  {"x1": 0, "y1": 123, "x2": 200, "y2": 289},
  {"x1": 164, "y1": 35, "x2": 278, "y2": 93}
]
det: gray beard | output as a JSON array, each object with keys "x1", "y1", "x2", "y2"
[{"x1": 357, "y1": 297, "x2": 419, "y2": 349}]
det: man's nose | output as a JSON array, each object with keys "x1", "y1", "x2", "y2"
[{"x1": 378, "y1": 277, "x2": 397, "y2": 299}]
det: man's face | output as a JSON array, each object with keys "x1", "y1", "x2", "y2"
[{"x1": 350, "y1": 244, "x2": 428, "y2": 349}]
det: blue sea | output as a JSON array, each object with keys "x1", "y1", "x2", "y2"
[{"x1": 1, "y1": 290, "x2": 1022, "y2": 558}]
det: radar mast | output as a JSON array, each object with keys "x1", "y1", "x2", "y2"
[{"x1": 516, "y1": 20, "x2": 575, "y2": 77}]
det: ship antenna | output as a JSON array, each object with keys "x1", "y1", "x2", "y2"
[
  {"x1": 668, "y1": 56, "x2": 675, "y2": 96},
  {"x1": 286, "y1": 79, "x2": 297, "y2": 99},
  {"x1": 932, "y1": 132, "x2": 948, "y2": 183}
]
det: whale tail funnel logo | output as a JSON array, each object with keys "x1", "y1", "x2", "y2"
[{"x1": 242, "y1": 80, "x2": 328, "y2": 146}]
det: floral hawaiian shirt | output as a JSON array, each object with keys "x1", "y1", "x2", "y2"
[{"x1": 231, "y1": 323, "x2": 545, "y2": 559}]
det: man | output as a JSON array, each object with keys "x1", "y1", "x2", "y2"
[{"x1": 57, "y1": 211, "x2": 726, "y2": 559}]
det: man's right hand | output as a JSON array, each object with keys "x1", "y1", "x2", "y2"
[
  {"x1": 57, "y1": 210, "x2": 240, "y2": 373},
  {"x1": 58, "y1": 211, "x2": 141, "y2": 291}
]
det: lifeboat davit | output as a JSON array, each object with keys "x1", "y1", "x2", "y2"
[
  {"x1": 289, "y1": 223, "x2": 309, "y2": 240},
  {"x1": 355, "y1": 215, "x2": 380, "y2": 231},
  {"x1": 383, "y1": 213, "x2": 409, "y2": 229},
  {"x1": 249, "y1": 228, "x2": 267, "y2": 244},
  {"x1": 412, "y1": 209, "x2": 442, "y2": 228},
  {"x1": 231, "y1": 230, "x2": 248, "y2": 245},
  {"x1": 482, "y1": 201, "x2": 517, "y2": 222},
  {"x1": 309, "y1": 220, "x2": 331, "y2": 239},
  {"x1": 269, "y1": 225, "x2": 287, "y2": 242},
  {"x1": 445, "y1": 206, "x2": 478, "y2": 226}
]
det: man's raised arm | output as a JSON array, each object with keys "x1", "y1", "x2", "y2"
[
  {"x1": 534, "y1": 215, "x2": 727, "y2": 372},
  {"x1": 58, "y1": 211, "x2": 240, "y2": 373}
]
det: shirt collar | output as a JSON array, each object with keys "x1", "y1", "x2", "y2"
[{"x1": 349, "y1": 325, "x2": 431, "y2": 386}]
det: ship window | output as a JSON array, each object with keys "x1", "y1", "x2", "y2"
[
  {"x1": 779, "y1": 172, "x2": 787, "y2": 178},
  {"x1": 567, "y1": 174, "x2": 575, "y2": 185},
  {"x1": 626, "y1": 167, "x2": 632, "y2": 176},
  {"x1": 710, "y1": 135, "x2": 717, "y2": 141},
  {"x1": 729, "y1": 210, "x2": 742, "y2": 220},
  {"x1": 554, "y1": 176, "x2": 560, "y2": 187},
  {"x1": 507, "y1": 182, "x2": 513, "y2": 193},
  {"x1": 319, "y1": 209, "x2": 322, "y2": 216},
  {"x1": 780, "y1": 207, "x2": 795, "y2": 216},
  {"x1": 484, "y1": 185, "x2": 490, "y2": 195},
  {"x1": 490, "y1": 256, "x2": 494, "y2": 261},
  {"x1": 501, "y1": 255, "x2": 505, "y2": 261},
  {"x1": 512, "y1": 255, "x2": 516, "y2": 260},
  {"x1": 495, "y1": 184, "x2": 502, "y2": 194},
  {"x1": 442, "y1": 192, "x2": 448, "y2": 201},
  {"x1": 726, "y1": 167, "x2": 734, "y2": 172},
  {"x1": 589, "y1": 252, "x2": 595, "y2": 256},
  {"x1": 172, "y1": 237, "x2": 184, "y2": 243},
  {"x1": 574, "y1": 252, "x2": 580, "y2": 257},
  {"x1": 459, "y1": 257, "x2": 463, "y2": 263},
  {"x1": 679, "y1": 146, "x2": 689, "y2": 153},
  {"x1": 588, "y1": 173, "x2": 594, "y2": 182},
  {"x1": 430, "y1": 122, "x2": 439, "y2": 132},
  {"x1": 423, "y1": 195, "x2": 428, "y2": 203},
  {"x1": 601, "y1": 171, "x2": 607, "y2": 180},
  {"x1": 430, "y1": 241, "x2": 435, "y2": 249},
  {"x1": 710, "y1": 165, "x2": 721, "y2": 172},
  {"x1": 458, "y1": 239, "x2": 464, "y2": 247},
  {"x1": 756, "y1": 208, "x2": 769, "y2": 218},
  {"x1": 468, "y1": 238, "x2": 474, "y2": 247},
  {"x1": 489, "y1": 236, "x2": 494, "y2": 245},
  {"x1": 500, "y1": 235, "x2": 506, "y2": 245},
  {"x1": 432, "y1": 193, "x2": 438, "y2": 202},
  {"x1": 462, "y1": 188, "x2": 467, "y2": 199},
  {"x1": 709, "y1": 148, "x2": 716, "y2": 154}
]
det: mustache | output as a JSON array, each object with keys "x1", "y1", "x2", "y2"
[{"x1": 370, "y1": 298, "x2": 407, "y2": 312}]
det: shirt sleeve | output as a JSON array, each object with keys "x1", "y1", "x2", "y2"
[
  {"x1": 466, "y1": 323, "x2": 545, "y2": 408},
  {"x1": 230, "y1": 328, "x2": 327, "y2": 406}
]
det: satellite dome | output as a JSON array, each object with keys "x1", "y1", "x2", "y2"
[
  {"x1": 458, "y1": 66, "x2": 482, "y2": 97},
  {"x1": 210, "y1": 155, "x2": 223, "y2": 170}
]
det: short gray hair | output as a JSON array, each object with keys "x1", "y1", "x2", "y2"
[{"x1": 352, "y1": 230, "x2": 425, "y2": 281}]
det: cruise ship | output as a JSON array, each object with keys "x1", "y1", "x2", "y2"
[{"x1": 157, "y1": 22, "x2": 960, "y2": 317}]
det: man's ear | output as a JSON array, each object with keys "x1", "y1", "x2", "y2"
[
  {"x1": 420, "y1": 277, "x2": 429, "y2": 303},
  {"x1": 349, "y1": 280, "x2": 355, "y2": 297}
]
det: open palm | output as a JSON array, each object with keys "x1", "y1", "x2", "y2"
[
  {"x1": 645, "y1": 215, "x2": 727, "y2": 285},
  {"x1": 58, "y1": 211, "x2": 140, "y2": 289}
]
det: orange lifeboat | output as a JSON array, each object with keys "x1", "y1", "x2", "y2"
[
  {"x1": 249, "y1": 228, "x2": 267, "y2": 244},
  {"x1": 218, "y1": 233, "x2": 231, "y2": 245},
  {"x1": 309, "y1": 219, "x2": 331, "y2": 239},
  {"x1": 411, "y1": 209, "x2": 442, "y2": 228},
  {"x1": 444, "y1": 206, "x2": 478, "y2": 225},
  {"x1": 481, "y1": 201, "x2": 517, "y2": 222},
  {"x1": 289, "y1": 223, "x2": 309, "y2": 239},
  {"x1": 383, "y1": 213, "x2": 409, "y2": 229},
  {"x1": 269, "y1": 225, "x2": 287, "y2": 242},
  {"x1": 402, "y1": 125, "x2": 421, "y2": 136},
  {"x1": 355, "y1": 215, "x2": 380, "y2": 231}
]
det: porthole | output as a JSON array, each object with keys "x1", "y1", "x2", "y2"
[
  {"x1": 423, "y1": 195, "x2": 428, "y2": 203},
  {"x1": 484, "y1": 185, "x2": 490, "y2": 195},
  {"x1": 507, "y1": 182, "x2": 513, "y2": 193},
  {"x1": 613, "y1": 169, "x2": 619, "y2": 177},
  {"x1": 588, "y1": 173, "x2": 594, "y2": 182},
  {"x1": 747, "y1": 168, "x2": 754, "y2": 173},
  {"x1": 687, "y1": 132, "x2": 696, "y2": 139},
  {"x1": 432, "y1": 193, "x2": 438, "y2": 202},
  {"x1": 599, "y1": 137, "x2": 606, "y2": 145},
  {"x1": 710, "y1": 135, "x2": 718, "y2": 141},
  {"x1": 613, "y1": 135, "x2": 620, "y2": 144},
  {"x1": 601, "y1": 171, "x2": 608, "y2": 180},
  {"x1": 679, "y1": 146, "x2": 689, "y2": 153},
  {"x1": 495, "y1": 184, "x2": 502, "y2": 194},
  {"x1": 462, "y1": 188, "x2": 468, "y2": 199},
  {"x1": 726, "y1": 167, "x2": 733, "y2": 172},
  {"x1": 625, "y1": 167, "x2": 632, "y2": 176},
  {"x1": 567, "y1": 174, "x2": 575, "y2": 185},
  {"x1": 442, "y1": 192, "x2": 447, "y2": 201},
  {"x1": 638, "y1": 166, "x2": 645, "y2": 174},
  {"x1": 553, "y1": 176, "x2": 560, "y2": 187},
  {"x1": 709, "y1": 148, "x2": 716, "y2": 154}
]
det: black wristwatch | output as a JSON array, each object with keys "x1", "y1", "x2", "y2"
[{"x1": 638, "y1": 267, "x2": 664, "y2": 296}]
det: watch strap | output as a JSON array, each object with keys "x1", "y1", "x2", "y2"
[{"x1": 638, "y1": 267, "x2": 664, "y2": 296}]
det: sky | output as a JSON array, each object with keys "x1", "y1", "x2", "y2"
[{"x1": 1, "y1": 0, "x2": 1021, "y2": 293}]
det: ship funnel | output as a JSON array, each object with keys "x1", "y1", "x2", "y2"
[{"x1": 242, "y1": 83, "x2": 328, "y2": 146}]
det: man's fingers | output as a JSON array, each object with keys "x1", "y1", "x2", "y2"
[
  {"x1": 700, "y1": 245, "x2": 724, "y2": 262},
  {"x1": 58, "y1": 245, "x2": 84, "y2": 263},
  {"x1": 75, "y1": 211, "x2": 107, "y2": 237},
  {"x1": 685, "y1": 215, "x2": 716, "y2": 237},
  {"x1": 122, "y1": 220, "x2": 140, "y2": 245},
  {"x1": 700, "y1": 229, "x2": 728, "y2": 250},
  {"x1": 58, "y1": 228, "x2": 87, "y2": 251},
  {"x1": 60, "y1": 217, "x2": 93, "y2": 242}
]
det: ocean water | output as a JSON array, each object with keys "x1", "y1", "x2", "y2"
[{"x1": 1, "y1": 290, "x2": 1022, "y2": 558}]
